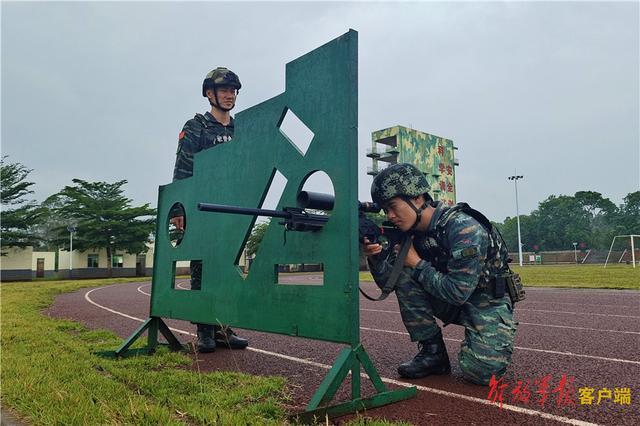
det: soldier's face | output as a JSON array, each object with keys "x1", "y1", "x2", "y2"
[
  {"x1": 383, "y1": 197, "x2": 417, "y2": 232},
  {"x1": 209, "y1": 86, "x2": 237, "y2": 110}
]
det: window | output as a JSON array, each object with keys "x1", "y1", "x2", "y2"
[
  {"x1": 87, "y1": 254, "x2": 99, "y2": 268},
  {"x1": 112, "y1": 255, "x2": 124, "y2": 268}
]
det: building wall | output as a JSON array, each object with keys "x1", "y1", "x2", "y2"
[
  {"x1": 58, "y1": 248, "x2": 138, "y2": 270},
  {"x1": 32, "y1": 252, "x2": 56, "y2": 271},
  {"x1": 1, "y1": 241, "x2": 247, "y2": 280},
  {"x1": 1, "y1": 247, "x2": 34, "y2": 281},
  {"x1": 1, "y1": 246, "x2": 33, "y2": 269}
]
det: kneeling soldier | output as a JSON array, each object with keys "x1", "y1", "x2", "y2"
[{"x1": 364, "y1": 163, "x2": 519, "y2": 385}]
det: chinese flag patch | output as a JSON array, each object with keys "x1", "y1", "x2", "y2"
[{"x1": 178, "y1": 131, "x2": 186, "y2": 140}]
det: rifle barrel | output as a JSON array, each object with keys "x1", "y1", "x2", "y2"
[{"x1": 197, "y1": 202, "x2": 291, "y2": 219}]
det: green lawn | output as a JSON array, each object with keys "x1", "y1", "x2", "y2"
[
  {"x1": 1, "y1": 278, "x2": 410, "y2": 425},
  {"x1": 510, "y1": 264, "x2": 639, "y2": 289},
  {"x1": 360, "y1": 264, "x2": 639, "y2": 290},
  {"x1": 1, "y1": 278, "x2": 288, "y2": 425}
]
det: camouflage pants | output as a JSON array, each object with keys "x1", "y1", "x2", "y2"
[
  {"x1": 395, "y1": 275, "x2": 516, "y2": 385},
  {"x1": 190, "y1": 260, "x2": 202, "y2": 290},
  {"x1": 190, "y1": 261, "x2": 207, "y2": 328}
]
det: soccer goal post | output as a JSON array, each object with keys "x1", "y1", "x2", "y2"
[{"x1": 604, "y1": 235, "x2": 640, "y2": 268}]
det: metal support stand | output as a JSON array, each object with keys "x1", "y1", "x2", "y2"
[
  {"x1": 295, "y1": 344, "x2": 416, "y2": 422},
  {"x1": 115, "y1": 317, "x2": 183, "y2": 356}
]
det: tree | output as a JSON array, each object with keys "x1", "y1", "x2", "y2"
[
  {"x1": 495, "y1": 214, "x2": 539, "y2": 253},
  {"x1": 47, "y1": 179, "x2": 156, "y2": 276},
  {"x1": 612, "y1": 191, "x2": 640, "y2": 235},
  {"x1": 498, "y1": 191, "x2": 624, "y2": 251},
  {"x1": 31, "y1": 195, "x2": 68, "y2": 251},
  {"x1": 245, "y1": 220, "x2": 270, "y2": 257},
  {"x1": 0, "y1": 157, "x2": 42, "y2": 254},
  {"x1": 574, "y1": 191, "x2": 618, "y2": 248}
]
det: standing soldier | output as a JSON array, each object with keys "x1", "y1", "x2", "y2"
[
  {"x1": 171, "y1": 67, "x2": 249, "y2": 353},
  {"x1": 363, "y1": 163, "x2": 522, "y2": 385}
]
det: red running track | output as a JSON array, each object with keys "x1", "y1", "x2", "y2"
[{"x1": 46, "y1": 277, "x2": 639, "y2": 425}]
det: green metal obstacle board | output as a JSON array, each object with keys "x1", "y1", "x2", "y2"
[{"x1": 117, "y1": 29, "x2": 416, "y2": 420}]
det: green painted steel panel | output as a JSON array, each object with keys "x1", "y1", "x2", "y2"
[{"x1": 149, "y1": 30, "x2": 359, "y2": 345}]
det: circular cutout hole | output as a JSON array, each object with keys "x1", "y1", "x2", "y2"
[
  {"x1": 168, "y1": 202, "x2": 186, "y2": 247},
  {"x1": 297, "y1": 170, "x2": 335, "y2": 212}
]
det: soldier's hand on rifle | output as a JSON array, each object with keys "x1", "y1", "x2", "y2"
[
  {"x1": 362, "y1": 237, "x2": 383, "y2": 257},
  {"x1": 404, "y1": 239, "x2": 421, "y2": 268},
  {"x1": 170, "y1": 216, "x2": 184, "y2": 231}
]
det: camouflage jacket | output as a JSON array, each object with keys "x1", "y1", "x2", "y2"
[
  {"x1": 369, "y1": 202, "x2": 511, "y2": 308},
  {"x1": 172, "y1": 111, "x2": 234, "y2": 181}
]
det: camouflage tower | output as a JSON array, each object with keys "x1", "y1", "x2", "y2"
[{"x1": 367, "y1": 126, "x2": 459, "y2": 206}]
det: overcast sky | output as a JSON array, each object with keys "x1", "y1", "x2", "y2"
[{"x1": 2, "y1": 1, "x2": 638, "y2": 222}]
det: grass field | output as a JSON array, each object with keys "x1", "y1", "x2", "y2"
[
  {"x1": 1, "y1": 278, "x2": 288, "y2": 425},
  {"x1": 359, "y1": 264, "x2": 639, "y2": 290},
  {"x1": 1, "y1": 278, "x2": 409, "y2": 425},
  {"x1": 510, "y1": 264, "x2": 639, "y2": 289}
]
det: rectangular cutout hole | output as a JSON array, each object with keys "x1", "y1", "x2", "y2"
[
  {"x1": 278, "y1": 108, "x2": 315, "y2": 156},
  {"x1": 275, "y1": 264, "x2": 324, "y2": 286},
  {"x1": 172, "y1": 260, "x2": 201, "y2": 291}
]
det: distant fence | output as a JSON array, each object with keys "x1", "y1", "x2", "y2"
[{"x1": 509, "y1": 250, "x2": 640, "y2": 265}]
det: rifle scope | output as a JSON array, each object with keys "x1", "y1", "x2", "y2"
[{"x1": 297, "y1": 191, "x2": 381, "y2": 214}]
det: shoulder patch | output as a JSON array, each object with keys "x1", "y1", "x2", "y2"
[
  {"x1": 451, "y1": 246, "x2": 479, "y2": 260},
  {"x1": 178, "y1": 131, "x2": 186, "y2": 140}
]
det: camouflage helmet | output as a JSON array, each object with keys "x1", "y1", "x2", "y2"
[
  {"x1": 371, "y1": 163, "x2": 430, "y2": 206},
  {"x1": 202, "y1": 67, "x2": 241, "y2": 97}
]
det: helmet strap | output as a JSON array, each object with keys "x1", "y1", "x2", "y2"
[
  {"x1": 401, "y1": 196, "x2": 428, "y2": 231},
  {"x1": 210, "y1": 87, "x2": 235, "y2": 112}
]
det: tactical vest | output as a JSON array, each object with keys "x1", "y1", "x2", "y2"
[
  {"x1": 193, "y1": 113, "x2": 233, "y2": 148},
  {"x1": 417, "y1": 203, "x2": 511, "y2": 287}
]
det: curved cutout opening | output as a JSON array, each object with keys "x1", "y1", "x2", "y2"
[
  {"x1": 167, "y1": 202, "x2": 186, "y2": 248},
  {"x1": 296, "y1": 170, "x2": 335, "y2": 213}
]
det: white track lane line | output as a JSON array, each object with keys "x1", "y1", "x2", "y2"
[
  {"x1": 85, "y1": 285, "x2": 598, "y2": 426},
  {"x1": 361, "y1": 308, "x2": 639, "y2": 336},
  {"x1": 144, "y1": 285, "x2": 640, "y2": 319},
  {"x1": 516, "y1": 308, "x2": 640, "y2": 319},
  {"x1": 360, "y1": 283, "x2": 639, "y2": 296},
  {"x1": 515, "y1": 322, "x2": 639, "y2": 336},
  {"x1": 137, "y1": 286, "x2": 639, "y2": 336},
  {"x1": 522, "y1": 301, "x2": 639, "y2": 309},
  {"x1": 359, "y1": 327, "x2": 640, "y2": 366},
  {"x1": 136, "y1": 285, "x2": 640, "y2": 343},
  {"x1": 362, "y1": 306, "x2": 640, "y2": 322},
  {"x1": 523, "y1": 288, "x2": 640, "y2": 294}
]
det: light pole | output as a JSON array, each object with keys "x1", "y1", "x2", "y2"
[
  {"x1": 67, "y1": 225, "x2": 77, "y2": 278},
  {"x1": 572, "y1": 242, "x2": 578, "y2": 264},
  {"x1": 508, "y1": 174, "x2": 524, "y2": 266}
]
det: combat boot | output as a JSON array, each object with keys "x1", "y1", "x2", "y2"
[
  {"x1": 398, "y1": 331, "x2": 451, "y2": 379},
  {"x1": 214, "y1": 325, "x2": 249, "y2": 349},
  {"x1": 196, "y1": 324, "x2": 216, "y2": 353}
]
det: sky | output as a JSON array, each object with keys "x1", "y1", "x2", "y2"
[{"x1": 2, "y1": 1, "x2": 639, "y2": 222}]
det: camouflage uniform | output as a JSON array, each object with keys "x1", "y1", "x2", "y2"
[
  {"x1": 369, "y1": 163, "x2": 517, "y2": 385},
  {"x1": 173, "y1": 111, "x2": 234, "y2": 290},
  {"x1": 173, "y1": 112, "x2": 234, "y2": 180}
]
